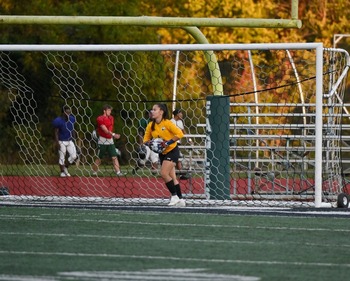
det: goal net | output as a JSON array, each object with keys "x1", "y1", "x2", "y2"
[{"x1": 0, "y1": 43, "x2": 349, "y2": 208}]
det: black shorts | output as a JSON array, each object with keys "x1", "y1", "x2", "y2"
[{"x1": 159, "y1": 145, "x2": 180, "y2": 164}]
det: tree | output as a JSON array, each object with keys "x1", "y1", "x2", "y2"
[{"x1": 0, "y1": 0, "x2": 349, "y2": 163}]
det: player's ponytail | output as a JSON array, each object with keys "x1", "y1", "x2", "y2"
[{"x1": 159, "y1": 103, "x2": 168, "y2": 120}]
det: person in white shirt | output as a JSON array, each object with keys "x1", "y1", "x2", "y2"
[
  {"x1": 171, "y1": 109, "x2": 185, "y2": 132},
  {"x1": 171, "y1": 109, "x2": 189, "y2": 179},
  {"x1": 133, "y1": 109, "x2": 159, "y2": 174}
]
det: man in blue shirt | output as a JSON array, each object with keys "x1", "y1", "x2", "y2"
[{"x1": 52, "y1": 105, "x2": 77, "y2": 177}]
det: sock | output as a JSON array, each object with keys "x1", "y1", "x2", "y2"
[
  {"x1": 174, "y1": 183, "x2": 182, "y2": 199},
  {"x1": 165, "y1": 180, "x2": 177, "y2": 196}
]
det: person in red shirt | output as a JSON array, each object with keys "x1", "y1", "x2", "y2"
[{"x1": 92, "y1": 104, "x2": 126, "y2": 176}]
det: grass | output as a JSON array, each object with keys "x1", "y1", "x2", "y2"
[
  {"x1": 0, "y1": 164, "x2": 205, "y2": 179},
  {"x1": 0, "y1": 164, "x2": 150, "y2": 177},
  {"x1": 1, "y1": 164, "x2": 314, "y2": 179},
  {"x1": 0, "y1": 206, "x2": 349, "y2": 280}
]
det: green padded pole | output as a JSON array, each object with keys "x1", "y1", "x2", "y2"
[
  {"x1": 206, "y1": 95, "x2": 231, "y2": 200},
  {"x1": 184, "y1": 27, "x2": 229, "y2": 199}
]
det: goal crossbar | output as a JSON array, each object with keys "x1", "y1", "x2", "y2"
[{"x1": 0, "y1": 43, "x2": 321, "y2": 52}]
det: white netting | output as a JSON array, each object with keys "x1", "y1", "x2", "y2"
[{"x1": 0, "y1": 44, "x2": 349, "y2": 207}]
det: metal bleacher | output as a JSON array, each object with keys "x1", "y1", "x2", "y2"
[{"x1": 179, "y1": 101, "x2": 350, "y2": 198}]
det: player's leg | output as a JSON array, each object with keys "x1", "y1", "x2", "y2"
[
  {"x1": 92, "y1": 158, "x2": 101, "y2": 175},
  {"x1": 67, "y1": 140, "x2": 78, "y2": 164},
  {"x1": 160, "y1": 147, "x2": 185, "y2": 206},
  {"x1": 92, "y1": 144, "x2": 104, "y2": 174},
  {"x1": 107, "y1": 144, "x2": 126, "y2": 176},
  {"x1": 169, "y1": 163, "x2": 184, "y2": 203},
  {"x1": 58, "y1": 141, "x2": 67, "y2": 177},
  {"x1": 162, "y1": 160, "x2": 183, "y2": 206},
  {"x1": 112, "y1": 156, "x2": 121, "y2": 174},
  {"x1": 64, "y1": 141, "x2": 77, "y2": 176},
  {"x1": 161, "y1": 160, "x2": 177, "y2": 194}
]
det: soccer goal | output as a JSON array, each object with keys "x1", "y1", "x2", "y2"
[{"x1": 0, "y1": 43, "x2": 349, "y2": 208}]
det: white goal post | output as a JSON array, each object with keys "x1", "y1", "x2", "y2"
[{"x1": 0, "y1": 42, "x2": 349, "y2": 208}]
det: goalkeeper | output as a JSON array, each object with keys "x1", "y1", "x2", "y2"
[{"x1": 143, "y1": 103, "x2": 185, "y2": 207}]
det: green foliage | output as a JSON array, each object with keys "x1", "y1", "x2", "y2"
[{"x1": 0, "y1": 0, "x2": 349, "y2": 164}]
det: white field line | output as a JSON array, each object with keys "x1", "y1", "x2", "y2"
[
  {"x1": 0, "y1": 250, "x2": 350, "y2": 268},
  {"x1": 0, "y1": 196, "x2": 320, "y2": 207},
  {"x1": 58, "y1": 268, "x2": 260, "y2": 281},
  {"x1": 1, "y1": 231, "x2": 350, "y2": 249},
  {"x1": 40, "y1": 208, "x2": 350, "y2": 218},
  {"x1": 0, "y1": 268, "x2": 261, "y2": 281},
  {"x1": 1, "y1": 215, "x2": 350, "y2": 233}
]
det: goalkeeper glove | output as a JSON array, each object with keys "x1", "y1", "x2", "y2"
[{"x1": 161, "y1": 139, "x2": 175, "y2": 147}]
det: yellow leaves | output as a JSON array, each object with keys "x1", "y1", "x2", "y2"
[
  {"x1": 185, "y1": 0, "x2": 208, "y2": 14},
  {"x1": 0, "y1": 0, "x2": 13, "y2": 12}
]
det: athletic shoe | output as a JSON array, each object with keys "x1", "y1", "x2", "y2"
[
  {"x1": 91, "y1": 171, "x2": 98, "y2": 176},
  {"x1": 116, "y1": 171, "x2": 127, "y2": 176},
  {"x1": 60, "y1": 172, "x2": 67, "y2": 177},
  {"x1": 180, "y1": 173, "x2": 190, "y2": 180},
  {"x1": 132, "y1": 167, "x2": 139, "y2": 175},
  {"x1": 151, "y1": 169, "x2": 158, "y2": 176},
  {"x1": 63, "y1": 167, "x2": 71, "y2": 177},
  {"x1": 168, "y1": 195, "x2": 180, "y2": 206},
  {"x1": 175, "y1": 199, "x2": 186, "y2": 207}
]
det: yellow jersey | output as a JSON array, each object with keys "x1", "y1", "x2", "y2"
[{"x1": 143, "y1": 119, "x2": 184, "y2": 154}]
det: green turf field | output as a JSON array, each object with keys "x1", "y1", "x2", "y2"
[{"x1": 0, "y1": 206, "x2": 349, "y2": 280}]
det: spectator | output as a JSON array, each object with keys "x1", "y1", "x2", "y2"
[
  {"x1": 171, "y1": 109, "x2": 185, "y2": 133},
  {"x1": 92, "y1": 104, "x2": 126, "y2": 176},
  {"x1": 52, "y1": 105, "x2": 78, "y2": 177},
  {"x1": 132, "y1": 144, "x2": 159, "y2": 175},
  {"x1": 143, "y1": 103, "x2": 186, "y2": 207}
]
